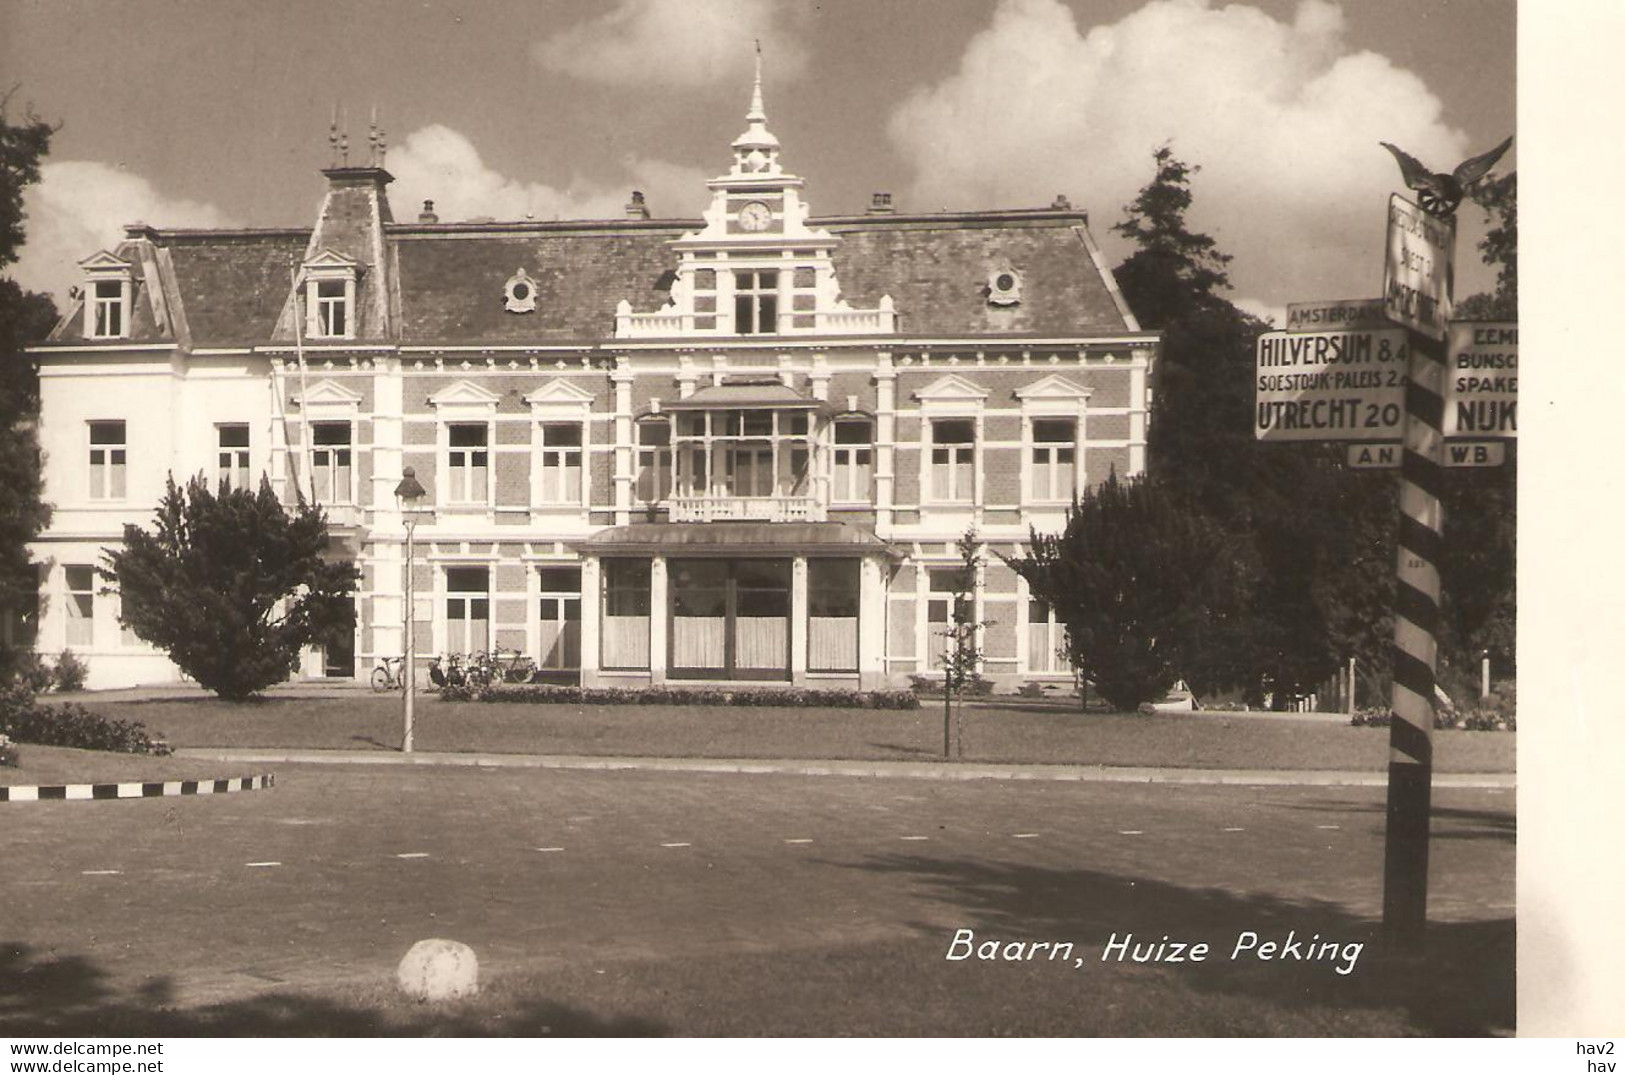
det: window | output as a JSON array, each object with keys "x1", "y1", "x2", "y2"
[
  {"x1": 831, "y1": 419, "x2": 873, "y2": 503},
  {"x1": 217, "y1": 424, "x2": 251, "y2": 490},
  {"x1": 1030, "y1": 419, "x2": 1076, "y2": 501},
  {"x1": 602, "y1": 559, "x2": 651, "y2": 670},
  {"x1": 1027, "y1": 599, "x2": 1068, "y2": 673},
  {"x1": 636, "y1": 420, "x2": 672, "y2": 503},
  {"x1": 312, "y1": 279, "x2": 349, "y2": 338},
  {"x1": 447, "y1": 424, "x2": 490, "y2": 504},
  {"x1": 311, "y1": 422, "x2": 353, "y2": 503},
  {"x1": 808, "y1": 559, "x2": 860, "y2": 672},
  {"x1": 927, "y1": 567, "x2": 972, "y2": 670},
  {"x1": 537, "y1": 566, "x2": 581, "y2": 672},
  {"x1": 88, "y1": 421, "x2": 126, "y2": 499},
  {"x1": 734, "y1": 270, "x2": 779, "y2": 334},
  {"x1": 445, "y1": 567, "x2": 490, "y2": 655},
  {"x1": 90, "y1": 280, "x2": 127, "y2": 338},
  {"x1": 65, "y1": 565, "x2": 95, "y2": 647},
  {"x1": 537, "y1": 422, "x2": 583, "y2": 504},
  {"x1": 930, "y1": 419, "x2": 976, "y2": 502}
]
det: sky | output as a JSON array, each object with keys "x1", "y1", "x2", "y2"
[{"x1": 3, "y1": 0, "x2": 1517, "y2": 321}]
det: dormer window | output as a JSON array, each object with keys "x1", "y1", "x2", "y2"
[
  {"x1": 79, "y1": 251, "x2": 134, "y2": 340},
  {"x1": 300, "y1": 250, "x2": 360, "y2": 340}
]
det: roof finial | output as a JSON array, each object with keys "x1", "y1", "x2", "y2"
[
  {"x1": 328, "y1": 103, "x2": 341, "y2": 166},
  {"x1": 748, "y1": 39, "x2": 765, "y2": 123}
]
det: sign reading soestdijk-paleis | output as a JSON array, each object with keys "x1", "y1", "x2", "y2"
[{"x1": 1255, "y1": 328, "x2": 1408, "y2": 442}]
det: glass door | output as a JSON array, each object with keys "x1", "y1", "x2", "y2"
[{"x1": 669, "y1": 558, "x2": 790, "y2": 680}]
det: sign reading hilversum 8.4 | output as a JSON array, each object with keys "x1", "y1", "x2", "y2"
[{"x1": 1255, "y1": 328, "x2": 1409, "y2": 442}]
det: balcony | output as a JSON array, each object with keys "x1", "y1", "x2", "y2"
[
  {"x1": 668, "y1": 496, "x2": 823, "y2": 523},
  {"x1": 615, "y1": 297, "x2": 895, "y2": 339}
]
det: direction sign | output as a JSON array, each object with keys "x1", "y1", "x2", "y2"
[
  {"x1": 1347, "y1": 443, "x2": 1401, "y2": 468},
  {"x1": 1443, "y1": 321, "x2": 1517, "y2": 439},
  {"x1": 1443, "y1": 441, "x2": 1507, "y2": 468},
  {"x1": 1286, "y1": 298, "x2": 1389, "y2": 334},
  {"x1": 1255, "y1": 328, "x2": 1409, "y2": 442},
  {"x1": 1383, "y1": 195, "x2": 1454, "y2": 341}
]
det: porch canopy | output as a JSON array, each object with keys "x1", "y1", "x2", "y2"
[
  {"x1": 574, "y1": 521, "x2": 897, "y2": 558},
  {"x1": 658, "y1": 382, "x2": 833, "y2": 413}
]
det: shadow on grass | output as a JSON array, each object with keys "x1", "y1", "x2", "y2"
[
  {"x1": 832, "y1": 854, "x2": 1513, "y2": 1035},
  {"x1": 0, "y1": 942, "x2": 664, "y2": 1037}
]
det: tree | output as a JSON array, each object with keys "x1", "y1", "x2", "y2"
[
  {"x1": 936, "y1": 530, "x2": 990, "y2": 758},
  {"x1": 101, "y1": 476, "x2": 358, "y2": 700},
  {"x1": 0, "y1": 95, "x2": 59, "y2": 678},
  {"x1": 1010, "y1": 472, "x2": 1238, "y2": 711},
  {"x1": 1112, "y1": 144, "x2": 1233, "y2": 330}
]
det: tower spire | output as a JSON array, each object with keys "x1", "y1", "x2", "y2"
[
  {"x1": 748, "y1": 38, "x2": 765, "y2": 123},
  {"x1": 731, "y1": 41, "x2": 780, "y2": 175}
]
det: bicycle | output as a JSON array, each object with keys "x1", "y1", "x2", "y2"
[
  {"x1": 370, "y1": 655, "x2": 406, "y2": 692},
  {"x1": 489, "y1": 647, "x2": 537, "y2": 684}
]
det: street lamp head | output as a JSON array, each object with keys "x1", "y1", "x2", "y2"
[{"x1": 394, "y1": 466, "x2": 427, "y2": 506}]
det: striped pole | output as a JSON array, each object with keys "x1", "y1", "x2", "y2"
[{"x1": 1383, "y1": 222, "x2": 1454, "y2": 948}]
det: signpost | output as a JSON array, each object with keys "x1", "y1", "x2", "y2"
[
  {"x1": 1383, "y1": 194, "x2": 1454, "y2": 340},
  {"x1": 1286, "y1": 298, "x2": 1389, "y2": 333},
  {"x1": 1444, "y1": 322, "x2": 1518, "y2": 439},
  {"x1": 1254, "y1": 328, "x2": 1410, "y2": 442}
]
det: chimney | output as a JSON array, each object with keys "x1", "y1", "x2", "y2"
[
  {"x1": 625, "y1": 190, "x2": 649, "y2": 220},
  {"x1": 1050, "y1": 194, "x2": 1072, "y2": 210},
  {"x1": 418, "y1": 199, "x2": 439, "y2": 224},
  {"x1": 868, "y1": 192, "x2": 894, "y2": 215}
]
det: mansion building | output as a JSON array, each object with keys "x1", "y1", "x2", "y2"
[{"x1": 27, "y1": 76, "x2": 1157, "y2": 691}]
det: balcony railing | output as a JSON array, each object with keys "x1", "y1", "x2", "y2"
[
  {"x1": 668, "y1": 496, "x2": 823, "y2": 523},
  {"x1": 615, "y1": 297, "x2": 895, "y2": 339}
]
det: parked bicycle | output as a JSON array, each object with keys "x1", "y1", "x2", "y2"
[
  {"x1": 487, "y1": 647, "x2": 537, "y2": 684},
  {"x1": 370, "y1": 655, "x2": 406, "y2": 692}
]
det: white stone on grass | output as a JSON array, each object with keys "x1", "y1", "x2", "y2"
[{"x1": 396, "y1": 939, "x2": 479, "y2": 1002}]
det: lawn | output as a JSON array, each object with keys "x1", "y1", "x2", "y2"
[
  {"x1": 0, "y1": 743, "x2": 267, "y2": 787},
  {"x1": 75, "y1": 692, "x2": 1516, "y2": 772}
]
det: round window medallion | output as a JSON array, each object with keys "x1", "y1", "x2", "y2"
[
  {"x1": 504, "y1": 268, "x2": 537, "y2": 314},
  {"x1": 988, "y1": 268, "x2": 1022, "y2": 306}
]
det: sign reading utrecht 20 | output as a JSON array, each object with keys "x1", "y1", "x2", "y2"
[{"x1": 1254, "y1": 328, "x2": 1410, "y2": 442}]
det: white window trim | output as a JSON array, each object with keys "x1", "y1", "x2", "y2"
[
  {"x1": 79, "y1": 252, "x2": 134, "y2": 340},
  {"x1": 635, "y1": 418, "x2": 674, "y2": 507},
  {"x1": 829, "y1": 416, "x2": 875, "y2": 506},
  {"x1": 915, "y1": 375, "x2": 988, "y2": 509},
  {"x1": 216, "y1": 422, "x2": 253, "y2": 491},
  {"x1": 308, "y1": 419, "x2": 358, "y2": 506},
  {"x1": 526, "y1": 380, "x2": 594, "y2": 512},
  {"x1": 301, "y1": 251, "x2": 361, "y2": 340},
  {"x1": 293, "y1": 380, "x2": 363, "y2": 506},
  {"x1": 1016, "y1": 376, "x2": 1092, "y2": 508},
  {"x1": 86, "y1": 419, "x2": 128, "y2": 503},
  {"x1": 431, "y1": 382, "x2": 503, "y2": 512}
]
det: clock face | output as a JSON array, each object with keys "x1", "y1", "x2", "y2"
[{"x1": 738, "y1": 201, "x2": 773, "y2": 232}]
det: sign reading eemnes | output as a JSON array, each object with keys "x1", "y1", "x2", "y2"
[
  {"x1": 1443, "y1": 322, "x2": 1517, "y2": 439},
  {"x1": 1255, "y1": 328, "x2": 1409, "y2": 442}
]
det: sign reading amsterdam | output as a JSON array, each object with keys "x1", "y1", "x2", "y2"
[
  {"x1": 1285, "y1": 298, "x2": 1388, "y2": 333},
  {"x1": 1383, "y1": 194, "x2": 1454, "y2": 340},
  {"x1": 1443, "y1": 321, "x2": 1517, "y2": 439},
  {"x1": 1255, "y1": 328, "x2": 1409, "y2": 442}
]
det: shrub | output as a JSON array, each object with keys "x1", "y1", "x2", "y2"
[
  {"x1": 908, "y1": 673, "x2": 994, "y2": 697},
  {"x1": 0, "y1": 733, "x2": 18, "y2": 768},
  {"x1": 52, "y1": 649, "x2": 89, "y2": 693},
  {"x1": 440, "y1": 683, "x2": 921, "y2": 710},
  {"x1": 0, "y1": 685, "x2": 165, "y2": 754},
  {"x1": 8, "y1": 652, "x2": 55, "y2": 694}
]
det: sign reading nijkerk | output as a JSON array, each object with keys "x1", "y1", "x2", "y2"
[
  {"x1": 1255, "y1": 328, "x2": 1409, "y2": 441},
  {"x1": 1443, "y1": 321, "x2": 1517, "y2": 439}
]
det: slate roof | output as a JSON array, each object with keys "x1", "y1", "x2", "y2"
[{"x1": 45, "y1": 204, "x2": 1142, "y2": 348}]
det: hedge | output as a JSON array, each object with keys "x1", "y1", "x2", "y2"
[
  {"x1": 439, "y1": 683, "x2": 920, "y2": 710},
  {"x1": 0, "y1": 686, "x2": 169, "y2": 754}
]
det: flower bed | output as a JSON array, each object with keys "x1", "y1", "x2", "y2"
[
  {"x1": 440, "y1": 683, "x2": 920, "y2": 710},
  {"x1": 0, "y1": 686, "x2": 170, "y2": 754}
]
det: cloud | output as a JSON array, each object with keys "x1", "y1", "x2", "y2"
[
  {"x1": 532, "y1": 0, "x2": 809, "y2": 87},
  {"x1": 387, "y1": 124, "x2": 709, "y2": 224},
  {"x1": 887, "y1": 0, "x2": 1475, "y2": 308},
  {"x1": 12, "y1": 161, "x2": 235, "y2": 302}
]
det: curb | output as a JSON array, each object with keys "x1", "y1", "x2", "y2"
[
  {"x1": 0, "y1": 773, "x2": 276, "y2": 804},
  {"x1": 174, "y1": 751, "x2": 1517, "y2": 789}
]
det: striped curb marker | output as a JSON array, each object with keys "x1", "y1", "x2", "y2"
[{"x1": 0, "y1": 774, "x2": 275, "y2": 804}]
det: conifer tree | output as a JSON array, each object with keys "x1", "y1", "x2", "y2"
[{"x1": 102, "y1": 476, "x2": 358, "y2": 700}]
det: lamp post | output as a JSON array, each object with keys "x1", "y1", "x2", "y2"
[{"x1": 394, "y1": 467, "x2": 427, "y2": 753}]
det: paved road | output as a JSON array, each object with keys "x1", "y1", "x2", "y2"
[{"x1": 1, "y1": 765, "x2": 1515, "y2": 1034}]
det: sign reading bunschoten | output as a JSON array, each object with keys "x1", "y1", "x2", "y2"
[{"x1": 1254, "y1": 328, "x2": 1409, "y2": 442}]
